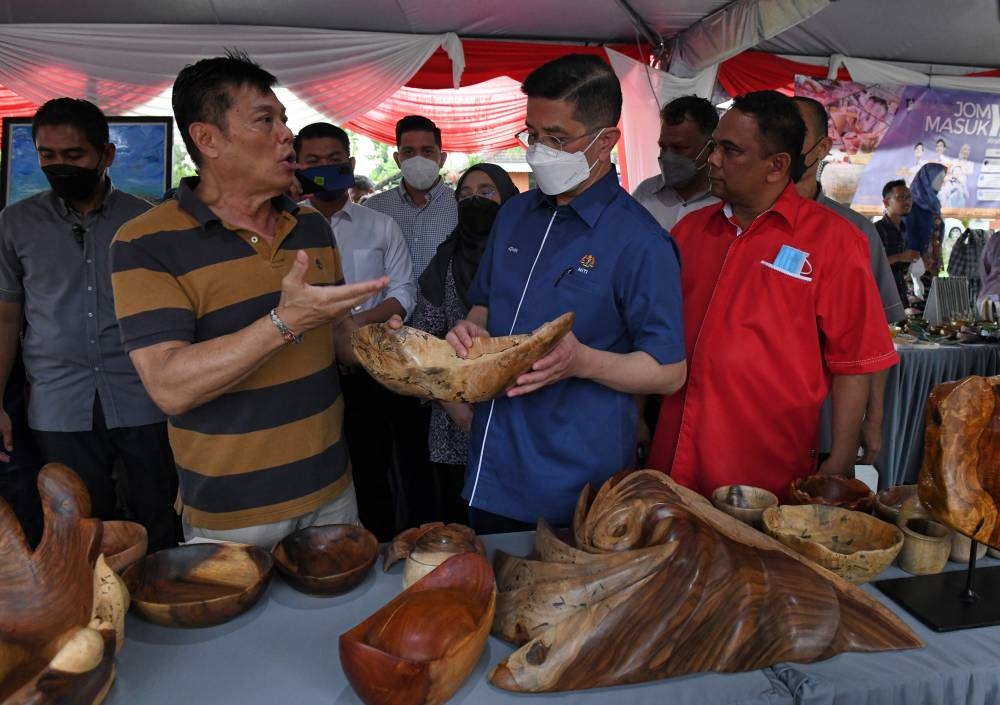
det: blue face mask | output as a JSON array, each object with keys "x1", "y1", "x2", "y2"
[
  {"x1": 297, "y1": 164, "x2": 355, "y2": 201},
  {"x1": 762, "y1": 245, "x2": 813, "y2": 281}
]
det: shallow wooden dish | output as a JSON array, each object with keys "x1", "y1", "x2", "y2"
[
  {"x1": 100, "y1": 520, "x2": 148, "y2": 574},
  {"x1": 874, "y1": 485, "x2": 918, "y2": 524},
  {"x1": 762, "y1": 505, "x2": 903, "y2": 584},
  {"x1": 351, "y1": 312, "x2": 574, "y2": 402},
  {"x1": 122, "y1": 543, "x2": 272, "y2": 628},
  {"x1": 340, "y1": 553, "x2": 496, "y2": 705},
  {"x1": 711, "y1": 485, "x2": 778, "y2": 528},
  {"x1": 272, "y1": 524, "x2": 378, "y2": 596},
  {"x1": 789, "y1": 475, "x2": 875, "y2": 513}
]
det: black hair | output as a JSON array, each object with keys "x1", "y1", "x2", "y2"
[
  {"x1": 394, "y1": 115, "x2": 441, "y2": 148},
  {"x1": 914, "y1": 141, "x2": 924, "y2": 149},
  {"x1": 731, "y1": 91, "x2": 806, "y2": 177},
  {"x1": 791, "y1": 96, "x2": 829, "y2": 140},
  {"x1": 661, "y1": 95, "x2": 718, "y2": 137},
  {"x1": 936, "y1": 137, "x2": 947, "y2": 147},
  {"x1": 31, "y1": 98, "x2": 109, "y2": 152},
  {"x1": 882, "y1": 179, "x2": 908, "y2": 199},
  {"x1": 172, "y1": 50, "x2": 277, "y2": 165},
  {"x1": 293, "y1": 122, "x2": 350, "y2": 156},
  {"x1": 521, "y1": 54, "x2": 622, "y2": 129},
  {"x1": 352, "y1": 175, "x2": 375, "y2": 191}
]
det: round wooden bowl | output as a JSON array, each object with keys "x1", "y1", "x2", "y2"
[
  {"x1": 710, "y1": 485, "x2": 778, "y2": 529},
  {"x1": 99, "y1": 520, "x2": 148, "y2": 574},
  {"x1": 874, "y1": 485, "x2": 918, "y2": 525},
  {"x1": 897, "y1": 517, "x2": 951, "y2": 575},
  {"x1": 402, "y1": 524, "x2": 486, "y2": 589},
  {"x1": 789, "y1": 475, "x2": 875, "y2": 513},
  {"x1": 762, "y1": 505, "x2": 903, "y2": 584},
  {"x1": 340, "y1": 553, "x2": 496, "y2": 705},
  {"x1": 351, "y1": 312, "x2": 574, "y2": 402},
  {"x1": 122, "y1": 543, "x2": 273, "y2": 628},
  {"x1": 272, "y1": 524, "x2": 378, "y2": 596},
  {"x1": 950, "y1": 532, "x2": 988, "y2": 563}
]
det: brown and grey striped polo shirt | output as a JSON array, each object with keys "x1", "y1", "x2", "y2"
[{"x1": 111, "y1": 177, "x2": 350, "y2": 530}]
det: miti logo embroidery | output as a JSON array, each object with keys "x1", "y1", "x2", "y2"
[
  {"x1": 579, "y1": 254, "x2": 597, "y2": 269},
  {"x1": 507, "y1": 246, "x2": 519, "y2": 254},
  {"x1": 315, "y1": 257, "x2": 325, "y2": 270}
]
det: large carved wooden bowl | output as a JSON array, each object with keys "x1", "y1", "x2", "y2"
[
  {"x1": 351, "y1": 312, "x2": 574, "y2": 402},
  {"x1": 762, "y1": 504, "x2": 903, "y2": 584},
  {"x1": 340, "y1": 553, "x2": 496, "y2": 705},
  {"x1": 99, "y1": 520, "x2": 148, "y2": 574},
  {"x1": 122, "y1": 543, "x2": 273, "y2": 628},
  {"x1": 789, "y1": 474, "x2": 875, "y2": 512},
  {"x1": 0, "y1": 463, "x2": 129, "y2": 705},
  {"x1": 272, "y1": 524, "x2": 378, "y2": 596}
]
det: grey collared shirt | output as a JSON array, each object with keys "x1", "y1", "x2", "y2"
[
  {"x1": 363, "y1": 178, "x2": 458, "y2": 284},
  {"x1": 632, "y1": 173, "x2": 719, "y2": 231},
  {"x1": 0, "y1": 185, "x2": 164, "y2": 431}
]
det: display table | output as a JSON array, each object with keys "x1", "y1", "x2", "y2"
[
  {"x1": 107, "y1": 531, "x2": 1000, "y2": 705},
  {"x1": 876, "y1": 343, "x2": 1000, "y2": 487}
]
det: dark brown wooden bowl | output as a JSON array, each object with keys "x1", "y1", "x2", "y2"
[
  {"x1": 874, "y1": 484, "x2": 918, "y2": 524},
  {"x1": 122, "y1": 543, "x2": 272, "y2": 628},
  {"x1": 340, "y1": 553, "x2": 496, "y2": 705},
  {"x1": 100, "y1": 520, "x2": 148, "y2": 574},
  {"x1": 272, "y1": 524, "x2": 378, "y2": 596},
  {"x1": 789, "y1": 474, "x2": 875, "y2": 512}
]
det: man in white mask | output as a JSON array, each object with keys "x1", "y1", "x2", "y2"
[
  {"x1": 633, "y1": 95, "x2": 720, "y2": 230},
  {"x1": 443, "y1": 54, "x2": 687, "y2": 534}
]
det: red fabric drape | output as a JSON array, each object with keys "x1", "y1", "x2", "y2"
[
  {"x1": 718, "y1": 51, "x2": 850, "y2": 97},
  {"x1": 0, "y1": 84, "x2": 40, "y2": 147}
]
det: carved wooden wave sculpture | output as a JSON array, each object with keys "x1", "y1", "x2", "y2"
[
  {"x1": 0, "y1": 463, "x2": 129, "y2": 705},
  {"x1": 489, "y1": 470, "x2": 922, "y2": 693},
  {"x1": 918, "y1": 375, "x2": 1000, "y2": 547},
  {"x1": 351, "y1": 312, "x2": 574, "y2": 402}
]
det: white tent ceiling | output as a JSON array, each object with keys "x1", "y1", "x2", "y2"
[{"x1": 1, "y1": 0, "x2": 998, "y2": 70}]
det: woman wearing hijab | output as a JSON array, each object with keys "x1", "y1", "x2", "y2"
[
  {"x1": 904, "y1": 162, "x2": 947, "y2": 294},
  {"x1": 411, "y1": 163, "x2": 518, "y2": 524}
]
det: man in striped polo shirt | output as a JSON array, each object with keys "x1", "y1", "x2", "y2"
[{"x1": 111, "y1": 52, "x2": 387, "y2": 546}]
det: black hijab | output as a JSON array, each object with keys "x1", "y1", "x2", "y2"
[{"x1": 419, "y1": 163, "x2": 518, "y2": 309}]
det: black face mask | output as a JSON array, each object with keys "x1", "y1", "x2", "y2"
[
  {"x1": 42, "y1": 163, "x2": 103, "y2": 202},
  {"x1": 457, "y1": 196, "x2": 500, "y2": 235}
]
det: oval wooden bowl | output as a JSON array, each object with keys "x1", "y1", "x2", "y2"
[
  {"x1": 272, "y1": 524, "x2": 378, "y2": 596},
  {"x1": 351, "y1": 312, "x2": 574, "y2": 402},
  {"x1": 122, "y1": 543, "x2": 273, "y2": 628},
  {"x1": 789, "y1": 474, "x2": 875, "y2": 512},
  {"x1": 874, "y1": 485, "x2": 918, "y2": 525},
  {"x1": 340, "y1": 553, "x2": 496, "y2": 705},
  {"x1": 762, "y1": 505, "x2": 903, "y2": 584},
  {"x1": 710, "y1": 485, "x2": 778, "y2": 529},
  {"x1": 100, "y1": 520, "x2": 148, "y2": 574}
]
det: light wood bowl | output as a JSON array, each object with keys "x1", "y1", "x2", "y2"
[
  {"x1": 272, "y1": 524, "x2": 378, "y2": 596},
  {"x1": 874, "y1": 485, "x2": 918, "y2": 525},
  {"x1": 897, "y1": 517, "x2": 951, "y2": 575},
  {"x1": 710, "y1": 485, "x2": 778, "y2": 529},
  {"x1": 99, "y1": 520, "x2": 148, "y2": 574},
  {"x1": 950, "y1": 532, "x2": 988, "y2": 563},
  {"x1": 789, "y1": 474, "x2": 875, "y2": 513},
  {"x1": 762, "y1": 505, "x2": 903, "y2": 584},
  {"x1": 122, "y1": 543, "x2": 273, "y2": 628},
  {"x1": 351, "y1": 312, "x2": 574, "y2": 402},
  {"x1": 401, "y1": 524, "x2": 486, "y2": 589},
  {"x1": 340, "y1": 553, "x2": 496, "y2": 705}
]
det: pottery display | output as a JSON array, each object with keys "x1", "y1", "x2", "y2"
[
  {"x1": 340, "y1": 554, "x2": 496, "y2": 705},
  {"x1": 351, "y1": 312, "x2": 574, "y2": 402},
  {"x1": 710, "y1": 484, "x2": 778, "y2": 528},
  {"x1": 897, "y1": 517, "x2": 951, "y2": 575},
  {"x1": 874, "y1": 485, "x2": 918, "y2": 525},
  {"x1": 761, "y1": 504, "x2": 903, "y2": 584},
  {"x1": 99, "y1": 520, "x2": 148, "y2": 574},
  {"x1": 123, "y1": 543, "x2": 273, "y2": 628},
  {"x1": 789, "y1": 474, "x2": 875, "y2": 512},
  {"x1": 272, "y1": 524, "x2": 378, "y2": 596}
]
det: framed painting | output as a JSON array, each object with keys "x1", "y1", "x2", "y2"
[{"x1": 0, "y1": 116, "x2": 173, "y2": 207}]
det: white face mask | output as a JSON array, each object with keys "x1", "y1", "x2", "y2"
[
  {"x1": 525, "y1": 129, "x2": 605, "y2": 196},
  {"x1": 399, "y1": 155, "x2": 441, "y2": 191}
]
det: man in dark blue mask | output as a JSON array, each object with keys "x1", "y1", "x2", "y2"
[{"x1": 0, "y1": 98, "x2": 181, "y2": 551}]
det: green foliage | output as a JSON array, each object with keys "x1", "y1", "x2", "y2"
[{"x1": 171, "y1": 142, "x2": 197, "y2": 186}]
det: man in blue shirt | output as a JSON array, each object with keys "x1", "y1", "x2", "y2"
[{"x1": 447, "y1": 55, "x2": 687, "y2": 532}]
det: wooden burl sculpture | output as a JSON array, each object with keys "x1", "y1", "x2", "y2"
[
  {"x1": 0, "y1": 463, "x2": 129, "y2": 705},
  {"x1": 918, "y1": 375, "x2": 1000, "y2": 547},
  {"x1": 489, "y1": 470, "x2": 921, "y2": 692}
]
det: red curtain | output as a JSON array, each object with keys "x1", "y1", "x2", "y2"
[{"x1": 718, "y1": 51, "x2": 850, "y2": 97}]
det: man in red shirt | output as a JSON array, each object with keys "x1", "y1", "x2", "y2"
[{"x1": 648, "y1": 91, "x2": 898, "y2": 500}]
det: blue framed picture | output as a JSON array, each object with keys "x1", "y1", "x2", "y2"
[{"x1": 1, "y1": 116, "x2": 173, "y2": 207}]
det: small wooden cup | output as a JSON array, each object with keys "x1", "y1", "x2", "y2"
[
  {"x1": 272, "y1": 524, "x2": 378, "y2": 596},
  {"x1": 710, "y1": 485, "x2": 778, "y2": 529},
  {"x1": 122, "y1": 543, "x2": 273, "y2": 628},
  {"x1": 897, "y1": 517, "x2": 951, "y2": 575},
  {"x1": 99, "y1": 520, "x2": 148, "y2": 574},
  {"x1": 789, "y1": 475, "x2": 875, "y2": 513}
]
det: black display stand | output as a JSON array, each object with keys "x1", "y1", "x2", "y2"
[{"x1": 875, "y1": 540, "x2": 1000, "y2": 632}]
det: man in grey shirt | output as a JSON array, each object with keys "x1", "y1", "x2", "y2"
[
  {"x1": 0, "y1": 98, "x2": 179, "y2": 550},
  {"x1": 793, "y1": 96, "x2": 904, "y2": 468}
]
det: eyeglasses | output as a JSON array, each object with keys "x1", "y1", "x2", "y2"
[
  {"x1": 458, "y1": 186, "x2": 498, "y2": 201},
  {"x1": 516, "y1": 128, "x2": 601, "y2": 151}
]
